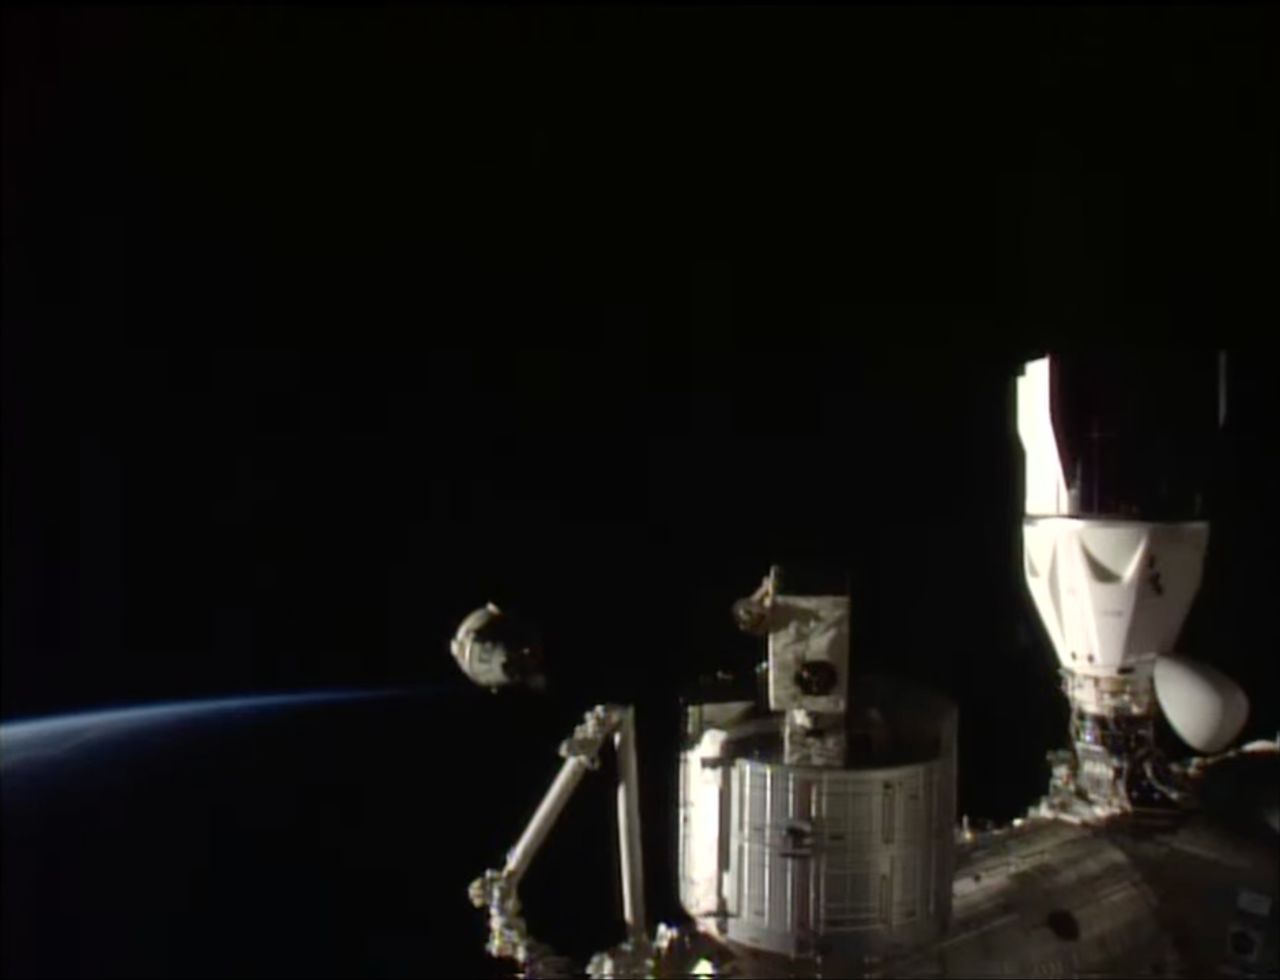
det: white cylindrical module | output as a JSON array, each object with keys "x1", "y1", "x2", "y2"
[
  {"x1": 678, "y1": 729, "x2": 730, "y2": 923},
  {"x1": 722, "y1": 753, "x2": 955, "y2": 959},
  {"x1": 679, "y1": 678, "x2": 957, "y2": 963}
]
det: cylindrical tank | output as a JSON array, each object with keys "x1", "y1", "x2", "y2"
[{"x1": 678, "y1": 676, "x2": 957, "y2": 963}]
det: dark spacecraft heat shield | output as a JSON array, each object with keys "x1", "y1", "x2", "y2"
[{"x1": 1047, "y1": 351, "x2": 1224, "y2": 521}]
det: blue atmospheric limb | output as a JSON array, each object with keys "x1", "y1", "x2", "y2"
[{"x1": 0, "y1": 689, "x2": 405, "y2": 772}]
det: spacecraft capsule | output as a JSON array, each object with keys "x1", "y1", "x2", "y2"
[{"x1": 450, "y1": 603, "x2": 545, "y2": 692}]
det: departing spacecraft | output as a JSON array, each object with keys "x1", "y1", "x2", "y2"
[{"x1": 452, "y1": 353, "x2": 1278, "y2": 978}]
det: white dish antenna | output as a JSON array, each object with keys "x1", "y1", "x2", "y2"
[{"x1": 1154, "y1": 654, "x2": 1249, "y2": 754}]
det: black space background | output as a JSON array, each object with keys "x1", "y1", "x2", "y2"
[{"x1": 2, "y1": 0, "x2": 1278, "y2": 929}]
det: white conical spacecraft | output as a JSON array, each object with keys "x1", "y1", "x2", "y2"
[{"x1": 1016, "y1": 353, "x2": 1249, "y2": 819}]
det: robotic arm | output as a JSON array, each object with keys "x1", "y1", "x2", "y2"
[{"x1": 468, "y1": 703, "x2": 647, "y2": 971}]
